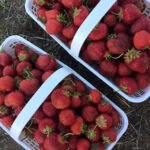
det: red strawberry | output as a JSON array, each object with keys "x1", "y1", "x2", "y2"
[
  {"x1": 59, "y1": 109, "x2": 75, "y2": 126},
  {"x1": 42, "y1": 70, "x2": 54, "y2": 82},
  {"x1": 12, "y1": 59, "x2": 20, "y2": 68},
  {"x1": 53, "y1": 3, "x2": 64, "y2": 12},
  {"x1": 62, "y1": 84, "x2": 76, "y2": 92},
  {"x1": 86, "y1": 124, "x2": 101, "y2": 142},
  {"x1": 118, "y1": 62, "x2": 132, "y2": 77},
  {"x1": 88, "y1": 89, "x2": 102, "y2": 104},
  {"x1": 31, "y1": 69, "x2": 42, "y2": 80},
  {"x1": 71, "y1": 93, "x2": 81, "y2": 108},
  {"x1": 0, "y1": 66, "x2": 3, "y2": 77},
  {"x1": 40, "y1": 145, "x2": 46, "y2": 150},
  {"x1": 0, "y1": 76, "x2": 14, "y2": 92},
  {"x1": 0, "y1": 105, "x2": 11, "y2": 118},
  {"x1": 97, "y1": 99, "x2": 112, "y2": 114},
  {"x1": 34, "y1": 108, "x2": 46, "y2": 124},
  {"x1": 110, "y1": 109, "x2": 120, "y2": 126},
  {"x1": 57, "y1": 122, "x2": 71, "y2": 133},
  {"x1": 0, "y1": 53, "x2": 12, "y2": 67},
  {"x1": 135, "y1": 73, "x2": 150, "y2": 89},
  {"x1": 115, "y1": 76, "x2": 121, "y2": 86},
  {"x1": 59, "y1": 34, "x2": 69, "y2": 43},
  {"x1": 114, "y1": 22, "x2": 127, "y2": 33},
  {"x1": 37, "y1": 8, "x2": 47, "y2": 23},
  {"x1": 14, "y1": 104, "x2": 25, "y2": 116},
  {"x1": 17, "y1": 50, "x2": 31, "y2": 62},
  {"x1": 3, "y1": 65, "x2": 16, "y2": 77},
  {"x1": 109, "y1": 1, "x2": 118, "y2": 12},
  {"x1": 15, "y1": 44, "x2": 29, "y2": 56},
  {"x1": 36, "y1": 55, "x2": 56, "y2": 71},
  {"x1": 39, "y1": 118, "x2": 56, "y2": 136},
  {"x1": 73, "y1": 5, "x2": 89, "y2": 26},
  {"x1": 82, "y1": 106, "x2": 98, "y2": 123},
  {"x1": 96, "y1": 114, "x2": 112, "y2": 130},
  {"x1": 45, "y1": 9, "x2": 60, "y2": 20},
  {"x1": 99, "y1": 60, "x2": 117, "y2": 77},
  {"x1": 81, "y1": 95, "x2": 91, "y2": 107},
  {"x1": 81, "y1": 50, "x2": 93, "y2": 64},
  {"x1": 28, "y1": 50, "x2": 39, "y2": 63},
  {"x1": 74, "y1": 80, "x2": 86, "y2": 94},
  {"x1": 2, "y1": 115, "x2": 14, "y2": 127},
  {"x1": 119, "y1": 77, "x2": 138, "y2": 94},
  {"x1": 102, "y1": 127, "x2": 117, "y2": 143},
  {"x1": 87, "y1": 41, "x2": 107, "y2": 61},
  {"x1": 133, "y1": 30, "x2": 150, "y2": 50},
  {"x1": 88, "y1": 0, "x2": 100, "y2": 7},
  {"x1": 34, "y1": 130, "x2": 46, "y2": 144},
  {"x1": 42, "y1": 102, "x2": 58, "y2": 117},
  {"x1": 34, "y1": 0, "x2": 47, "y2": 7},
  {"x1": 0, "y1": 92, "x2": 6, "y2": 106},
  {"x1": 88, "y1": 23, "x2": 108, "y2": 40},
  {"x1": 104, "y1": 14, "x2": 117, "y2": 27},
  {"x1": 68, "y1": 135, "x2": 78, "y2": 149},
  {"x1": 91, "y1": 142, "x2": 104, "y2": 150},
  {"x1": 77, "y1": 138, "x2": 90, "y2": 150},
  {"x1": 61, "y1": 0, "x2": 81, "y2": 8},
  {"x1": 124, "y1": 49, "x2": 148, "y2": 73}
]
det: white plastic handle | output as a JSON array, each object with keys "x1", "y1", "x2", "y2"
[
  {"x1": 10, "y1": 67, "x2": 72, "y2": 140},
  {"x1": 70, "y1": 0, "x2": 117, "y2": 58},
  {"x1": 145, "y1": 0, "x2": 150, "y2": 6}
]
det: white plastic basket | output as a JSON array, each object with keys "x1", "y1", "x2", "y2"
[
  {"x1": 25, "y1": 0, "x2": 150, "y2": 103},
  {"x1": 0, "y1": 35, "x2": 128, "y2": 150}
]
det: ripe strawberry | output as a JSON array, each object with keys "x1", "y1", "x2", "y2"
[
  {"x1": 0, "y1": 105, "x2": 11, "y2": 118},
  {"x1": 81, "y1": 95, "x2": 91, "y2": 107},
  {"x1": 133, "y1": 30, "x2": 150, "y2": 50},
  {"x1": 97, "y1": 99, "x2": 112, "y2": 114},
  {"x1": 4, "y1": 91, "x2": 25, "y2": 107},
  {"x1": 2, "y1": 115, "x2": 14, "y2": 127},
  {"x1": 39, "y1": 118, "x2": 56, "y2": 136},
  {"x1": 34, "y1": 130, "x2": 46, "y2": 144},
  {"x1": 0, "y1": 52, "x2": 12, "y2": 67},
  {"x1": 33, "y1": 0, "x2": 47, "y2": 7},
  {"x1": 119, "y1": 77, "x2": 138, "y2": 94},
  {"x1": 73, "y1": 5, "x2": 89, "y2": 26},
  {"x1": 71, "y1": 116, "x2": 86, "y2": 135},
  {"x1": 42, "y1": 102, "x2": 58, "y2": 117},
  {"x1": 74, "y1": 80, "x2": 86, "y2": 94},
  {"x1": 88, "y1": 0, "x2": 100, "y2": 7},
  {"x1": 59, "y1": 109, "x2": 75, "y2": 126},
  {"x1": 53, "y1": 3, "x2": 64, "y2": 12},
  {"x1": 34, "y1": 108, "x2": 46, "y2": 124},
  {"x1": 45, "y1": 9, "x2": 60, "y2": 20},
  {"x1": 61, "y1": 0, "x2": 81, "y2": 8},
  {"x1": 59, "y1": 34, "x2": 69, "y2": 43},
  {"x1": 42, "y1": 70, "x2": 54, "y2": 82},
  {"x1": 104, "y1": 14, "x2": 117, "y2": 27},
  {"x1": 109, "y1": 1, "x2": 118, "y2": 12},
  {"x1": 114, "y1": 22, "x2": 127, "y2": 33},
  {"x1": 124, "y1": 50, "x2": 148, "y2": 73},
  {"x1": 102, "y1": 127, "x2": 117, "y2": 143},
  {"x1": 31, "y1": 69, "x2": 42, "y2": 80},
  {"x1": 87, "y1": 41, "x2": 107, "y2": 61},
  {"x1": 37, "y1": 8, "x2": 47, "y2": 23},
  {"x1": 86, "y1": 124, "x2": 101, "y2": 142},
  {"x1": 99, "y1": 60, "x2": 117, "y2": 77},
  {"x1": 14, "y1": 104, "x2": 25, "y2": 116},
  {"x1": 114, "y1": 76, "x2": 121, "y2": 86},
  {"x1": 40, "y1": 145, "x2": 46, "y2": 150},
  {"x1": 135, "y1": 73, "x2": 150, "y2": 89},
  {"x1": 88, "y1": 23, "x2": 108, "y2": 41},
  {"x1": 96, "y1": 114, "x2": 112, "y2": 130},
  {"x1": 0, "y1": 66, "x2": 3, "y2": 77},
  {"x1": 68, "y1": 135, "x2": 78, "y2": 149},
  {"x1": 110, "y1": 109, "x2": 120, "y2": 126},
  {"x1": 36, "y1": 55, "x2": 56, "y2": 71},
  {"x1": 15, "y1": 44, "x2": 29, "y2": 56},
  {"x1": 81, "y1": 50, "x2": 93, "y2": 64},
  {"x1": 71, "y1": 93, "x2": 81, "y2": 108},
  {"x1": 57, "y1": 122, "x2": 71, "y2": 133},
  {"x1": 0, "y1": 76, "x2": 14, "y2": 92},
  {"x1": 17, "y1": 50, "x2": 31, "y2": 62},
  {"x1": 0, "y1": 92, "x2": 6, "y2": 106},
  {"x1": 82, "y1": 106, "x2": 98, "y2": 123},
  {"x1": 77, "y1": 138, "x2": 90, "y2": 150},
  {"x1": 12, "y1": 59, "x2": 20, "y2": 68},
  {"x1": 3, "y1": 65, "x2": 16, "y2": 77},
  {"x1": 118, "y1": 62, "x2": 132, "y2": 77},
  {"x1": 28, "y1": 50, "x2": 39, "y2": 63},
  {"x1": 62, "y1": 84, "x2": 76, "y2": 92},
  {"x1": 91, "y1": 142, "x2": 104, "y2": 150}
]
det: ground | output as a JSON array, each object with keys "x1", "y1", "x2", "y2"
[{"x1": 0, "y1": 0, "x2": 150, "y2": 150}]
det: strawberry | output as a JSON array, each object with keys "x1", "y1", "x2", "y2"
[
  {"x1": 42, "y1": 70, "x2": 54, "y2": 82},
  {"x1": 61, "y1": 0, "x2": 81, "y2": 8},
  {"x1": 73, "y1": 5, "x2": 89, "y2": 26},
  {"x1": 97, "y1": 99, "x2": 112, "y2": 114},
  {"x1": 88, "y1": 89, "x2": 102, "y2": 104},
  {"x1": 15, "y1": 44, "x2": 29, "y2": 56},
  {"x1": 86, "y1": 124, "x2": 101, "y2": 142},
  {"x1": 53, "y1": 3, "x2": 64, "y2": 12},
  {"x1": 51, "y1": 88, "x2": 71, "y2": 109},
  {"x1": 59, "y1": 34, "x2": 69, "y2": 43},
  {"x1": 81, "y1": 50, "x2": 93, "y2": 64},
  {"x1": 59, "y1": 109, "x2": 75, "y2": 126},
  {"x1": 14, "y1": 104, "x2": 25, "y2": 116},
  {"x1": 115, "y1": 76, "x2": 121, "y2": 86},
  {"x1": 12, "y1": 58, "x2": 20, "y2": 68},
  {"x1": 34, "y1": 130, "x2": 46, "y2": 144},
  {"x1": 57, "y1": 122, "x2": 71, "y2": 133},
  {"x1": 39, "y1": 118, "x2": 56, "y2": 136},
  {"x1": 17, "y1": 50, "x2": 31, "y2": 62},
  {"x1": 36, "y1": 55, "x2": 56, "y2": 71},
  {"x1": 102, "y1": 127, "x2": 117, "y2": 143},
  {"x1": 4, "y1": 91, "x2": 25, "y2": 107},
  {"x1": 0, "y1": 105, "x2": 11, "y2": 118},
  {"x1": 135, "y1": 73, "x2": 150, "y2": 89},
  {"x1": 119, "y1": 77, "x2": 138, "y2": 94},
  {"x1": 62, "y1": 84, "x2": 76, "y2": 92},
  {"x1": 68, "y1": 135, "x2": 78, "y2": 149},
  {"x1": 71, "y1": 116, "x2": 86, "y2": 135},
  {"x1": 0, "y1": 52, "x2": 12, "y2": 67},
  {"x1": 0, "y1": 92, "x2": 6, "y2": 106},
  {"x1": 77, "y1": 138, "x2": 90, "y2": 150},
  {"x1": 88, "y1": 0, "x2": 100, "y2": 7},
  {"x1": 110, "y1": 109, "x2": 120, "y2": 126},
  {"x1": 42, "y1": 102, "x2": 58, "y2": 117},
  {"x1": 87, "y1": 41, "x2": 107, "y2": 61},
  {"x1": 40, "y1": 145, "x2": 46, "y2": 150},
  {"x1": 2, "y1": 115, "x2": 14, "y2": 127},
  {"x1": 104, "y1": 14, "x2": 117, "y2": 27},
  {"x1": 34, "y1": 0, "x2": 47, "y2": 7},
  {"x1": 109, "y1": 1, "x2": 118, "y2": 13},
  {"x1": 131, "y1": 15, "x2": 150, "y2": 35},
  {"x1": 34, "y1": 108, "x2": 46, "y2": 123},
  {"x1": 31, "y1": 69, "x2": 42, "y2": 80},
  {"x1": 96, "y1": 114, "x2": 112, "y2": 130},
  {"x1": 99, "y1": 60, "x2": 117, "y2": 77},
  {"x1": 82, "y1": 106, "x2": 98, "y2": 123},
  {"x1": 81, "y1": 95, "x2": 91, "y2": 107},
  {"x1": 71, "y1": 92, "x2": 81, "y2": 108},
  {"x1": 0, "y1": 76, "x2": 14, "y2": 92},
  {"x1": 16, "y1": 61, "x2": 32, "y2": 76},
  {"x1": 124, "y1": 49, "x2": 148, "y2": 73},
  {"x1": 114, "y1": 22, "x2": 127, "y2": 33},
  {"x1": 28, "y1": 50, "x2": 39, "y2": 63},
  {"x1": 74, "y1": 80, "x2": 86, "y2": 94},
  {"x1": 118, "y1": 62, "x2": 132, "y2": 77},
  {"x1": 133, "y1": 30, "x2": 150, "y2": 50},
  {"x1": 45, "y1": 9, "x2": 60, "y2": 20},
  {"x1": 88, "y1": 23, "x2": 108, "y2": 40},
  {"x1": 0, "y1": 66, "x2": 3, "y2": 77},
  {"x1": 3, "y1": 65, "x2": 16, "y2": 77},
  {"x1": 37, "y1": 8, "x2": 47, "y2": 23},
  {"x1": 90, "y1": 142, "x2": 104, "y2": 150}
]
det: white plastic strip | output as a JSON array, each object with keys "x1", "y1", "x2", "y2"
[
  {"x1": 145, "y1": 0, "x2": 150, "y2": 6},
  {"x1": 70, "y1": 0, "x2": 117, "y2": 58},
  {"x1": 10, "y1": 67, "x2": 71, "y2": 140}
]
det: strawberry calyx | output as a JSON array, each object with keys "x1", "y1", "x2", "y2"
[
  {"x1": 64, "y1": 89, "x2": 72, "y2": 96},
  {"x1": 38, "y1": 16, "x2": 47, "y2": 23},
  {"x1": 15, "y1": 78, "x2": 22, "y2": 90},
  {"x1": 144, "y1": 46, "x2": 150, "y2": 50},
  {"x1": 101, "y1": 99, "x2": 110, "y2": 106},
  {"x1": 36, "y1": 0, "x2": 46, "y2": 5},
  {"x1": 91, "y1": 143, "x2": 100, "y2": 150},
  {"x1": 111, "y1": 8, "x2": 123, "y2": 22},
  {"x1": 119, "y1": 85, "x2": 128, "y2": 93},
  {"x1": 87, "y1": 95, "x2": 91, "y2": 102},
  {"x1": 73, "y1": 7, "x2": 81, "y2": 18},
  {"x1": 102, "y1": 134, "x2": 111, "y2": 144},
  {"x1": 71, "y1": 91, "x2": 81, "y2": 97},
  {"x1": 60, "y1": 132, "x2": 74, "y2": 144},
  {"x1": 105, "y1": 51, "x2": 124, "y2": 60},
  {"x1": 23, "y1": 66, "x2": 35, "y2": 79},
  {"x1": 81, "y1": 122, "x2": 87, "y2": 134},
  {"x1": 18, "y1": 53, "x2": 28, "y2": 61},
  {"x1": 43, "y1": 126, "x2": 54, "y2": 137},
  {"x1": 87, "y1": 128, "x2": 97, "y2": 140},
  {"x1": 30, "y1": 53, "x2": 38, "y2": 63},
  {"x1": 96, "y1": 115, "x2": 107, "y2": 128},
  {"x1": 107, "y1": 34, "x2": 117, "y2": 40},
  {"x1": 22, "y1": 46, "x2": 29, "y2": 51},
  {"x1": 0, "y1": 105, "x2": 8, "y2": 114},
  {"x1": 63, "y1": 77, "x2": 75, "y2": 86}
]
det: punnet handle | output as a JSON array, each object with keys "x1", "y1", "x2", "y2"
[
  {"x1": 10, "y1": 67, "x2": 72, "y2": 140},
  {"x1": 70, "y1": 0, "x2": 117, "y2": 58},
  {"x1": 145, "y1": 0, "x2": 150, "y2": 6}
]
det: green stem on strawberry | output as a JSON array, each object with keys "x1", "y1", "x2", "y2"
[
  {"x1": 63, "y1": 78, "x2": 75, "y2": 86},
  {"x1": 106, "y1": 51, "x2": 123, "y2": 60},
  {"x1": 107, "y1": 34, "x2": 117, "y2": 40},
  {"x1": 144, "y1": 46, "x2": 150, "y2": 50},
  {"x1": 81, "y1": 122, "x2": 87, "y2": 134},
  {"x1": 23, "y1": 66, "x2": 35, "y2": 79},
  {"x1": 71, "y1": 91, "x2": 81, "y2": 96},
  {"x1": 111, "y1": 9, "x2": 123, "y2": 22}
]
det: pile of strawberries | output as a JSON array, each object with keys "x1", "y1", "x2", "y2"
[
  {"x1": 0, "y1": 44, "x2": 120, "y2": 150},
  {"x1": 34, "y1": 0, "x2": 150, "y2": 95}
]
